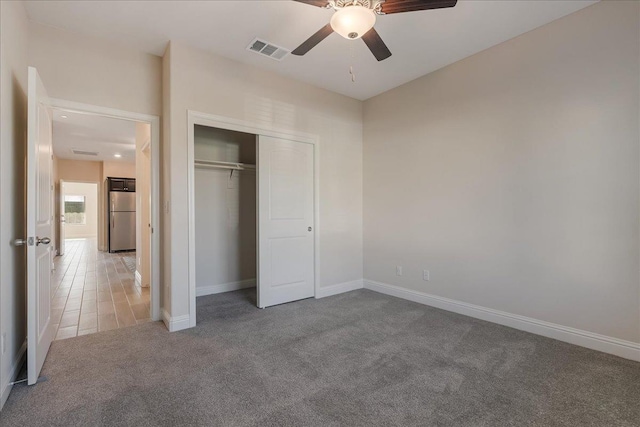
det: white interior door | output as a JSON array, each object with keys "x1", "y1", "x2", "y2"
[
  {"x1": 27, "y1": 66, "x2": 54, "y2": 385},
  {"x1": 257, "y1": 135, "x2": 315, "y2": 308},
  {"x1": 59, "y1": 179, "x2": 65, "y2": 256}
]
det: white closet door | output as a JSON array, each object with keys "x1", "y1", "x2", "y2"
[{"x1": 257, "y1": 135, "x2": 315, "y2": 308}]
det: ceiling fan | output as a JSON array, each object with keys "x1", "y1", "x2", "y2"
[{"x1": 291, "y1": 0, "x2": 458, "y2": 61}]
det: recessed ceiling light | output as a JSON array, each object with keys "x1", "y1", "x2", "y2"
[
  {"x1": 114, "y1": 154, "x2": 122, "y2": 158},
  {"x1": 61, "y1": 115, "x2": 68, "y2": 119}
]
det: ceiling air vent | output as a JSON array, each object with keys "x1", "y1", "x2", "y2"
[
  {"x1": 247, "y1": 38, "x2": 290, "y2": 61},
  {"x1": 71, "y1": 149, "x2": 99, "y2": 156}
]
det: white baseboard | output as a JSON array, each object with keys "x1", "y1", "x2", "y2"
[
  {"x1": 196, "y1": 279, "x2": 256, "y2": 297},
  {"x1": 363, "y1": 280, "x2": 640, "y2": 362},
  {"x1": 135, "y1": 270, "x2": 142, "y2": 287},
  {"x1": 0, "y1": 339, "x2": 27, "y2": 411},
  {"x1": 162, "y1": 309, "x2": 191, "y2": 332},
  {"x1": 316, "y1": 279, "x2": 364, "y2": 298}
]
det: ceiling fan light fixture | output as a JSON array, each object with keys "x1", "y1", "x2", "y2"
[{"x1": 330, "y1": 5, "x2": 376, "y2": 40}]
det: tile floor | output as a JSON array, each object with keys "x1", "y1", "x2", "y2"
[{"x1": 52, "y1": 239, "x2": 150, "y2": 340}]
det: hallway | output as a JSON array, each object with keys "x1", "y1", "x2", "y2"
[{"x1": 52, "y1": 239, "x2": 150, "y2": 340}]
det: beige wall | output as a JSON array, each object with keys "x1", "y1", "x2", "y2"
[
  {"x1": 103, "y1": 161, "x2": 136, "y2": 181},
  {"x1": 57, "y1": 158, "x2": 103, "y2": 182},
  {"x1": 135, "y1": 123, "x2": 151, "y2": 287},
  {"x1": 62, "y1": 182, "x2": 99, "y2": 239},
  {"x1": 28, "y1": 22, "x2": 162, "y2": 117},
  {"x1": 0, "y1": 0, "x2": 29, "y2": 409},
  {"x1": 163, "y1": 42, "x2": 364, "y2": 319},
  {"x1": 363, "y1": 1, "x2": 640, "y2": 343}
]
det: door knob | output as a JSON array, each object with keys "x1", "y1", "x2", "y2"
[
  {"x1": 36, "y1": 237, "x2": 51, "y2": 246},
  {"x1": 13, "y1": 239, "x2": 27, "y2": 246}
]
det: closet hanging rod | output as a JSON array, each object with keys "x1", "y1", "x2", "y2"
[{"x1": 194, "y1": 159, "x2": 256, "y2": 171}]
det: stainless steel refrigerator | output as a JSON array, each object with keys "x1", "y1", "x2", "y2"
[{"x1": 108, "y1": 183, "x2": 136, "y2": 252}]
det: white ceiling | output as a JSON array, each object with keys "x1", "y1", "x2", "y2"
[
  {"x1": 25, "y1": 0, "x2": 597, "y2": 100},
  {"x1": 52, "y1": 109, "x2": 137, "y2": 163}
]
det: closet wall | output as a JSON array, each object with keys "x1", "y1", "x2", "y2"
[{"x1": 194, "y1": 125, "x2": 257, "y2": 295}]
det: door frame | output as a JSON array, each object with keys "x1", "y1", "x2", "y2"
[
  {"x1": 50, "y1": 98, "x2": 162, "y2": 322},
  {"x1": 58, "y1": 179, "x2": 65, "y2": 256},
  {"x1": 186, "y1": 110, "x2": 320, "y2": 327}
]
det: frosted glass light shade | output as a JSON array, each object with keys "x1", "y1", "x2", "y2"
[{"x1": 330, "y1": 5, "x2": 376, "y2": 40}]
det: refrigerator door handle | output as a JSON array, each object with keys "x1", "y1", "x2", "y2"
[{"x1": 112, "y1": 212, "x2": 115, "y2": 228}]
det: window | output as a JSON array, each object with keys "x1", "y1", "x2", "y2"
[{"x1": 64, "y1": 195, "x2": 86, "y2": 225}]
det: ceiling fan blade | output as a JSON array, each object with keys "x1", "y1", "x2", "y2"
[
  {"x1": 380, "y1": 0, "x2": 457, "y2": 14},
  {"x1": 361, "y1": 28, "x2": 392, "y2": 61},
  {"x1": 292, "y1": 24, "x2": 334, "y2": 56},
  {"x1": 292, "y1": 0, "x2": 330, "y2": 8}
]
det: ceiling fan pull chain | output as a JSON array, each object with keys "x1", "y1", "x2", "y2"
[{"x1": 349, "y1": 41, "x2": 356, "y2": 83}]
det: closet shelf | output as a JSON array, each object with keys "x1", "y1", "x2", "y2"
[{"x1": 194, "y1": 159, "x2": 256, "y2": 171}]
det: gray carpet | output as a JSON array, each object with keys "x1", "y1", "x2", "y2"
[{"x1": 1, "y1": 289, "x2": 639, "y2": 426}]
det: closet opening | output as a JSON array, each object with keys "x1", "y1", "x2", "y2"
[
  {"x1": 194, "y1": 125, "x2": 258, "y2": 304},
  {"x1": 189, "y1": 113, "x2": 318, "y2": 326}
]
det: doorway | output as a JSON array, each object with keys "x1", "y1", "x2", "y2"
[
  {"x1": 49, "y1": 100, "x2": 161, "y2": 340},
  {"x1": 60, "y1": 181, "x2": 99, "y2": 244}
]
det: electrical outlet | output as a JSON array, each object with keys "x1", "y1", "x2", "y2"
[
  {"x1": 423, "y1": 270, "x2": 430, "y2": 281},
  {"x1": 396, "y1": 266, "x2": 403, "y2": 276}
]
